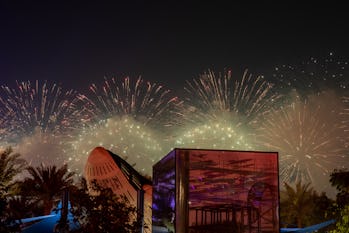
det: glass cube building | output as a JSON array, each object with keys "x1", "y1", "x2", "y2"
[{"x1": 152, "y1": 148, "x2": 279, "y2": 233}]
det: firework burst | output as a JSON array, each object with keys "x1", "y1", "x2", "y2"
[
  {"x1": 172, "y1": 69, "x2": 280, "y2": 150},
  {"x1": 255, "y1": 90, "x2": 349, "y2": 193},
  {"x1": 0, "y1": 80, "x2": 88, "y2": 143},
  {"x1": 183, "y1": 69, "x2": 281, "y2": 123},
  {"x1": 0, "y1": 80, "x2": 90, "y2": 173},
  {"x1": 67, "y1": 77, "x2": 180, "y2": 175},
  {"x1": 86, "y1": 76, "x2": 181, "y2": 128}
]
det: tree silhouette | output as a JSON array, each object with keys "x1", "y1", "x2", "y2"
[
  {"x1": 329, "y1": 169, "x2": 349, "y2": 233},
  {"x1": 0, "y1": 147, "x2": 27, "y2": 232},
  {"x1": 280, "y1": 181, "x2": 315, "y2": 228},
  {"x1": 330, "y1": 169, "x2": 349, "y2": 193},
  {"x1": 70, "y1": 178, "x2": 143, "y2": 233},
  {"x1": 0, "y1": 147, "x2": 26, "y2": 198},
  {"x1": 330, "y1": 169, "x2": 349, "y2": 207},
  {"x1": 20, "y1": 164, "x2": 74, "y2": 215}
]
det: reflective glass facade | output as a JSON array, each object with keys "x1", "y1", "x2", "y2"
[{"x1": 152, "y1": 149, "x2": 279, "y2": 233}]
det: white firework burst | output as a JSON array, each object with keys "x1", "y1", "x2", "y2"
[{"x1": 255, "y1": 90, "x2": 349, "y2": 195}]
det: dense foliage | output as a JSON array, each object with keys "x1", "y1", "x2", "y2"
[
  {"x1": 329, "y1": 169, "x2": 349, "y2": 233},
  {"x1": 330, "y1": 169, "x2": 349, "y2": 207},
  {"x1": 19, "y1": 163, "x2": 75, "y2": 215},
  {"x1": 0, "y1": 147, "x2": 27, "y2": 232},
  {"x1": 279, "y1": 180, "x2": 336, "y2": 230},
  {"x1": 70, "y1": 178, "x2": 143, "y2": 233}
]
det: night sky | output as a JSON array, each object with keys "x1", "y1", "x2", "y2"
[
  {"x1": 1, "y1": 2, "x2": 349, "y2": 197},
  {"x1": 1, "y1": 1, "x2": 348, "y2": 92}
]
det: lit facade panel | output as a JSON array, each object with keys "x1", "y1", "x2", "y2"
[{"x1": 152, "y1": 148, "x2": 279, "y2": 233}]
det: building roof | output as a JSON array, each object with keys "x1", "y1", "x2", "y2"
[{"x1": 85, "y1": 146, "x2": 152, "y2": 191}]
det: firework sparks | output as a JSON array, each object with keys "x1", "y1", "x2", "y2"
[
  {"x1": 172, "y1": 69, "x2": 280, "y2": 150},
  {"x1": 0, "y1": 65, "x2": 347, "y2": 199},
  {"x1": 0, "y1": 80, "x2": 88, "y2": 142},
  {"x1": 86, "y1": 76, "x2": 181, "y2": 128},
  {"x1": 182, "y1": 69, "x2": 281, "y2": 123},
  {"x1": 0, "y1": 80, "x2": 90, "y2": 174},
  {"x1": 173, "y1": 118, "x2": 253, "y2": 150},
  {"x1": 270, "y1": 52, "x2": 349, "y2": 96},
  {"x1": 255, "y1": 90, "x2": 349, "y2": 193},
  {"x1": 67, "y1": 77, "x2": 180, "y2": 176},
  {"x1": 69, "y1": 116, "x2": 168, "y2": 176}
]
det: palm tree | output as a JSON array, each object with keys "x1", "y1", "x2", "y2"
[
  {"x1": 20, "y1": 164, "x2": 75, "y2": 215},
  {"x1": 0, "y1": 147, "x2": 26, "y2": 231},
  {"x1": 280, "y1": 181, "x2": 315, "y2": 228},
  {"x1": 0, "y1": 147, "x2": 27, "y2": 198}
]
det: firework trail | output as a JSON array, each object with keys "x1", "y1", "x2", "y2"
[
  {"x1": 68, "y1": 76, "x2": 180, "y2": 176},
  {"x1": 172, "y1": 69, "x2": 281, "y2": 150},
  {"x1": 0, "y1": 80, "x2": 89, "y2": 167},
  {"x1": 255, "y1": 90, "x2": 349, "y2": 194}
]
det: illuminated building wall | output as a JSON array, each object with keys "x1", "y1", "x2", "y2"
[
  {"x1": 84, "y1": 147, "x2": 152, "y2": 233},
  {"x1": 152, "y1": 148, "x2": 280, "y2": 233}
]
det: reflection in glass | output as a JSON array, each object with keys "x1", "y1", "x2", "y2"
[{"x1": 153, "y1": 149, "x2": 279, "y2": 233}]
